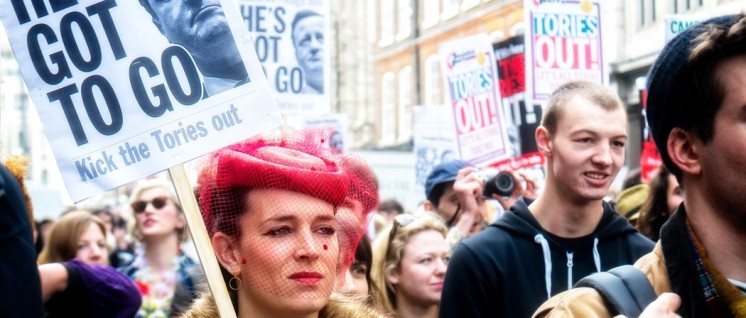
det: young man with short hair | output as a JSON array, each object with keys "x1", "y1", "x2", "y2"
[
  {"x1": 439, "y1": 80, "x2": 654, "y2": 318},
  {"x1": 533, "y1": 14, "x2": 746, "y2": 318}
]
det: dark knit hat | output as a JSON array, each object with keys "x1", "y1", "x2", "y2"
[{"x1": 645, "y1": 14, "x2": 741, "y2": 172}]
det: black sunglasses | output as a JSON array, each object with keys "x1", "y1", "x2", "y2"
[
  {"x1": 131, "y1": 196, "x2": 170, "y2": 213},
  {"x1": 386, "y1": 213, "x2": 420, "y2": 258}
]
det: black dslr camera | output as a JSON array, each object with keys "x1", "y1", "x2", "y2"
[{"x1": 481, "y1": 171, "x2": 515, "y2": 197}]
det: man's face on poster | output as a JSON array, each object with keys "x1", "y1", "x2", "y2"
[
  {"x1": 145, "y1": 0, "x2": 237, "y2": 65},
  {"x1": 292, "y1": 15, "x2": 324, "y2": 76}
]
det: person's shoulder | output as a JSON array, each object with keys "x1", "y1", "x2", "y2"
[
  {"x1": 616, "y1": 230, "x2": 655, "y2": 255},
  {"x1": 461, "y1": 221, "x2": 530, "y2": 250},
  {"x1": 178, "y1": 293, "x2": 218, "y2": 318},
  {"x1": 321, "y1": 297, "x2": 390, "y2": 318},
  {"x1": 532, "y1": 245, "x2": 669, "y2": 318},
  {"x1": 531, "y1": 287, "x2": 611, "y2": 318},
  {"x1": 455, "y1": 227, "x2": 500, "y2": 254},
  {"x1": 633, "y1": 243, "x2": 671, "y2": 294}
]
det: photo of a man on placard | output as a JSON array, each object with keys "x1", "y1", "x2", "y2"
[
  {"x1": 291, "y1": 10, "x2": 324, "y2": 94},
  {"x1": 138, "y1": 0, "x2": 250, "y2": 98}
]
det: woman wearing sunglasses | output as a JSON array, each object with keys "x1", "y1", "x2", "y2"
[
  {"x1": 181, "y1": 130, "x2": 384, "y2": 318},
  {"x1": 370, "y1": 213, "x2": 450, "y2": 318},
  {"x1": 121, "y1": 179, "x2": 203, "y2": 318}
]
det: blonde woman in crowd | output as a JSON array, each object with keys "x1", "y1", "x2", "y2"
[
  {"x1": 371, "y1": 213, "x2": 450, "y2": 318},
  {"x1": 121, "y1": 179, "x2": 203, "y2": 317}
]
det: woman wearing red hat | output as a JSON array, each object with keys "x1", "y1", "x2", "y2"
[{"x1": 182, "y1": 130, "x2": 384, "y2": 317}]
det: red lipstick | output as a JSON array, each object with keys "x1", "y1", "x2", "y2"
[{"x1": 288, "y1": 272, "x2": 323, "y2": 285}]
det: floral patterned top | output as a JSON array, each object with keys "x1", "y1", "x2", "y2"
[{"x1": 120, "y1": 251, "x2": 198, "y2": 318}]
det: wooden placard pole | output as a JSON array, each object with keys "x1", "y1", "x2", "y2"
[{"x1": 169, "y1": 164, "x2": 236, "y2": 318}]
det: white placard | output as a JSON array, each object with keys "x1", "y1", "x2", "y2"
[
  {"x1": 412, "y1": 105, "x2": 459, "y2": 197},
  {"x1": 301, "y1": 113, "x2": 348, "y2": 152},
  {"x1": 439, "y1": 33, "x2": 510, "y2": 166},
  {"x1": 665, "y1": 15, "x2": 702, "y2": 43},
  {"x1": 525, "y1": 0, "x2": 606, "y2": 105},
  {"x1": 0, "y1": 0, "x2": 283, "y2": 201},
  {"x1": 238, "y1": 0, "x2": 330, "y2": 114}
]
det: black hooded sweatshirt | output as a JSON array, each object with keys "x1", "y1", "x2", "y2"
[{"x1": 439, "y1": 198, "x2": 654, "y2": 318}]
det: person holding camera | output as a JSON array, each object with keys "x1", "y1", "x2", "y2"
[
  {"x1": 422, "y1": 160, "x2": 490, "y2": 252},
  {"x1": 423, "y1": 161, "x2": 538, "y2": 252},
  {"x1": 439, "y1": 80, "x2": 654, "y2": 318}
]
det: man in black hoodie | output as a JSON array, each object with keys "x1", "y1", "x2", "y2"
[{"x1": 439, "y1": 80, "x2": 654, "y2": 318}]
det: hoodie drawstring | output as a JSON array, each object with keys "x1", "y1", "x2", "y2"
[
  {"x1": 593, "y1": 237, "x2": 601, "y2": 272},
  {"x1": 566, "y1": 251, "x2": 573, "y2": 290},
  {"x1": 535, "y1": 234, "x2": 604, "y2": 299},
  {"x1": 534, "y1": 234, "x2": 552, "y2": 299}
]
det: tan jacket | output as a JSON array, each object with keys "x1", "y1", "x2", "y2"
[
  {"x1": 532, "y1": 242, "x2": 671, "y2": 318},
  {"x1": 180, "y1": 293, "x2": 388, "y2": 318}
]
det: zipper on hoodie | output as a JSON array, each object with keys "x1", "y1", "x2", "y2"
[{"x1": 566, "y1": 251, "x2": 574, "y2": 290}]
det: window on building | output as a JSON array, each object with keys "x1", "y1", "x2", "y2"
[
  {"x1": 396, "y1": 0, "x2": 412, "y2": 41},
  {"x1": 425, "y1": 55, "x2": 443, "y2": 106},
  {"x1": 441, "y1": 0, "x2": 459, "y2": 20},
  {"x1": 380, "y1": 0, "x2": 394, "y2": 46},
  {"x1": 671, "y1": 0, "x2": 702, "y2": 13},
  {"x1": 381, "y1": 72, "x2": 396, "y2": 143},
  {"x1": 639, "y1": 0, "x2": 657, "y2": 27},
  {"x1": 368, "y1": 0, "x2": 378, "y2": 44},
  {"x1": 422, "y1": 0, "x2": 440, "y2": 28},
  {"x1": 398, "y1": 66, "x2": 413, "y2": 142}
]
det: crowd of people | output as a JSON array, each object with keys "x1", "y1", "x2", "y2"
[{"x1": 2, "y1": 13, "x2": 746, "y2": 318}]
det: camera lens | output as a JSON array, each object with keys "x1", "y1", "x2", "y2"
[{"x1": 483, "y1": 171, "x2": 515, "y2": 197}]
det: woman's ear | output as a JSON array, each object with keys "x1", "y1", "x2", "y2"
[
  {"x1": 667, "y1": 128, "x2": 702, "y2": 176},
  {"x1": 385, "y1": 267, "x2": 400, "y2": 285},
  {"x1": 175, "y1": 213, "x2": 187, "y2": 231},
  {"x1": 212, "y1": 232, "x2": 241, "y2": 275},
  {"x1": 536, "y1": 126, "x2": 552, "y2": 157}
]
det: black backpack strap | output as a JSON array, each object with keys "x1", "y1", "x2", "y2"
[{"x1": 574, "y1": 265, "x2": 657, "y2": 317}]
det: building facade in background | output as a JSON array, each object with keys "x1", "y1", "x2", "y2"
[{"x1": 368, "y1": 0, "x2": 523, "y2": 149}]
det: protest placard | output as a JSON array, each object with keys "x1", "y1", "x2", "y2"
[
  {"x1": 238, "y1": 0, "x2": 330, "y2": 113},
  {"x1": 490, "y1": 35, "x2": 546, "y2": 178},
  {"x1": 524, "y1": 0, "x2": 606, "y2": 105},
  {"x1": 301, "y1": 113, "x2": 348, "y2": 152},
  {"x1": 439, "y1": 33, "x2": 510, "y2": 167},
  {"x1": 412, "y1": 105, "x2": 458, "y2": 198},
  {"x1": 0, "y1": 0, "x2": 282, "y2": 202}
]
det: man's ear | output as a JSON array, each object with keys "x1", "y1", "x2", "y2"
[
  {"x1": 422, "y1": 201, "x2": 435, "y2": 212},
  {"x1": 212, "y1": 232, "x2": 242, "y2": 275},
  {"x1": 667, "y1": 128, "x2": 702, "y2": 176},
  {"x1": 536, "y1": 126, "x2": 552, "y2": 157}
]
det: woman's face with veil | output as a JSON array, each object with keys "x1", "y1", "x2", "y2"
[{"x1": 233, "y1": 188, "x2": 339, "y2": 315}]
